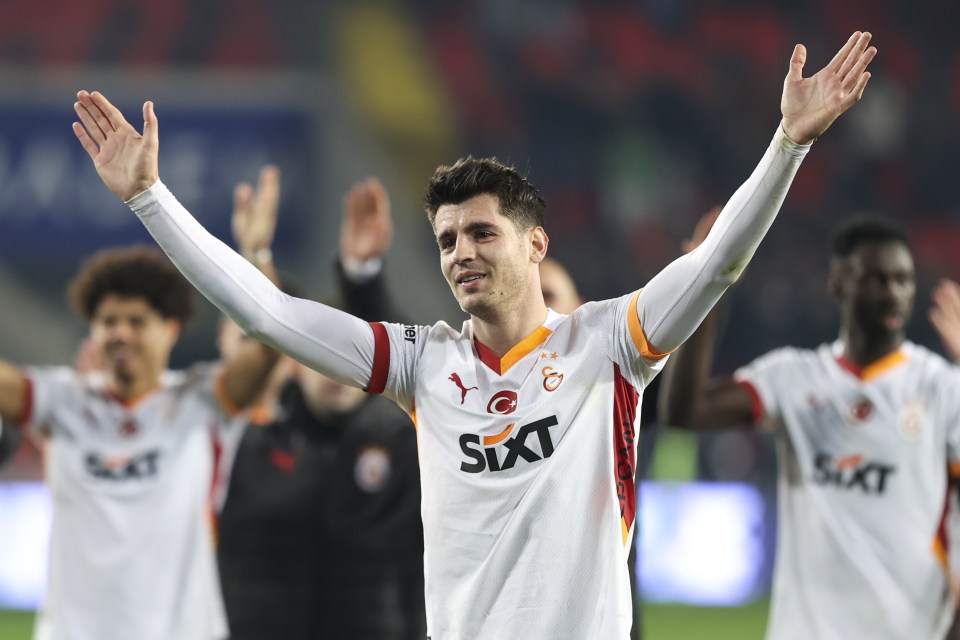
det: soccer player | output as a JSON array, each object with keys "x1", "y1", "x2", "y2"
[
  {"x1": 72, "y1": 32, "x2": 875, "y2": 639},
  {"x1": 0, "y1": 246, "x2": 279, "y2": 640},
  {"x1": 658, "y1": 214, "x2": 960, "y2": 639}
]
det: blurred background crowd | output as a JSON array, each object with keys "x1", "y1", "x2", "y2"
[{"x1": 1, "y1": 0, "x2": 958, "y2": 635}]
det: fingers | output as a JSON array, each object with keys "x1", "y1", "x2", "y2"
[
  {"x1": 255, "y1": 165, "x2": 281, "y2": 215},
  {"x1": 366, "y1": 177, "x2": 390, "y2": 214},
  {"x1": 344, "y1": 180, "x2": 372, "y2": 216},
  {"x1": 786, "y1": 44, "x2": 806, "y2": 83},
  {"x1": 234, "y1": 183, "x2": 253, "y2": 212},
  {"x1": 845, "y1": 72, "x2": 872, "y2": 107},
  {"x1": 74, "y1": 99, "x2": 107, "y2": 144},
  {"x1": 142, "y1": 100, "x2": 158, "y2": 148},
  {"x1": 836, "y1": 31, "x2": 873, "y2": 84},
  {"x1": 77, "y1": 90, "x2": 116, "y2": 141},
  {"x1": 933, "y1": 279, "x2": 960, "y2": 313},
  {"x1": 72, "y1": 121, "x2": 100, "y2": 159},
  {"x1": 89, "y1": 91, "x2": 126, "y2": 132},
  {"x1": 841, "y1": 47, "x2": 876, "y2": 95},
  {"x1": 825, "y1": 31, "x2": 863, "y2": 74}
]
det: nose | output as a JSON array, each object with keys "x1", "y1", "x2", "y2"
[
  {"x1": 450, "y1": 235, "x2": 476, "y2": 264},
  {"x1": 107, "y1": 321, "x2": 133, "y2": 343},
  {"x1": 881, "y1": 277, "x2": 914, "y2": 306}
]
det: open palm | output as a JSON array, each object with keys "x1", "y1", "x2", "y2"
[
  {"x1": 930, "y1": 279, "x2": 960, "y2": 363},
  {"x1": 781, "y1": 32, "x2": 876, "y2": 145},
  {"x1": 233, "y1": 165, "x2": 281, "y2": 255},
  {"x1": 339, "y1": 178, "x2": 394, "y2": 262},
  {"x1": 72, "y1": 90, "x2": 159, "y2": 201}
]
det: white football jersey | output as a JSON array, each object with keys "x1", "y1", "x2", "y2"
[
  {"x1": 22, "y1": 364, "x2": 231, "y2": 640},
  {"x1": 369, "y1": 292, "x2": 665, "y2": 640},
  {"x1": 735, "y1": 341, "x2": 960, "y2": 640}
]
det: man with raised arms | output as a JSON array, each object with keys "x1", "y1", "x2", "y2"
[{"x1": 71, "y1": 32, "x2": 874, "y2": 640}]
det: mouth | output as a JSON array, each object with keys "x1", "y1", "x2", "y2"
[
  {"x1": 106, "y1": 345, "x2": 136, "y2": 363},
  {"x1": 878, "y1": 310, "x2": 906, "y2": 331},
  {"x1": 455, "y1": 272, "x2": 486, "y2": 290}
]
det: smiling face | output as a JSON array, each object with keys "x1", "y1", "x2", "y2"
[
  {"x1": 434, "y1": 194, "x2": 546, "y2": 322},
  {"x1": 89, "y1": 294, "x2": 179, "y2": 388},
  {"x1": 830, "y1": 240, "x2": 915, "y2": 346}
]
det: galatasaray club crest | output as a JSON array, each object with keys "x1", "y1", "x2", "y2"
[{"x1": 897, "y1": 399, "x2": 926, "y2": 439}]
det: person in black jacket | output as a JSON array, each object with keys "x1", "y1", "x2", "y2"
[{"x1": 217, "y1": 173, "x2": 425, "y2": 640}]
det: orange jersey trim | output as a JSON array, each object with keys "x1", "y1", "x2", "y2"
[
  {"x1": 246, "y1": 404, "x2": 274, "y2": 426},
  {"x1": 933, "y1": 536, "x2": 949, "y2": 570},
  {"x1": 836, "y1": 349, "x2": 908, "y2": 381},
  {"x1": 475, "y1": 326, "x2": 554, "y2": 375},
  {"x1": 483, "y1": 423, "x2": 515, "y2": 446},
  {"x1": 627, "y1": 291, "x2": 670, "y2": 361},
  {"x1": 104, "y1": 384, "x2": 162, "y2": 411}
]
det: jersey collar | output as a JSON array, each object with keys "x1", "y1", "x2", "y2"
[
  {"x1": 834, "y1": 342, "x2": 910, "y2": 381},
  {"x1": 473, "y1": 310, "x2": 564, "y2": 375}
]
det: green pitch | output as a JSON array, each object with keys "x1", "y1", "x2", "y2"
[
  {"x1": 0, "y1": 600, "x2": 769, "y2": 639},
  {"x1": 644, "y1": 598, "x2": 769, "y2": 639},
  {"x1": 0, "y1": 610, "x2": 33, "y2": 639}
]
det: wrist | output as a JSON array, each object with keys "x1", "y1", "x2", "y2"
[
  {"x1": 341, "y1": 254, "x2": 383, "y2": 282},
  {"x1": 242, "y1": 247, "x2": 273, "y2": 264}
]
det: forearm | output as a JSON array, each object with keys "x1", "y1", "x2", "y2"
[
  {"x1": 127, "y1": 181, "x2": 376, "y2": 388},
  {"x1": 639, "y1": 126, "x2": 810, "y2": 352}
]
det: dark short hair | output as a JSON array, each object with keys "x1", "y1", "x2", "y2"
[
  {"x1": 829, "y1": 215, "x2": 909, "y2": 259},
  {"x1": 68, "y1": 245, "x2": 195, "y2": 323},
  {"x1": 424, "y1": 156, "x2": 546, "y2": 230}
]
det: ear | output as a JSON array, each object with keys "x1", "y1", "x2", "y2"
[
  {"x1": 165, "y1": 319, "x2": 182, "y2": 345},
  {"x1": 529, "y1": 227, "x2": 549, "y2": 264}
]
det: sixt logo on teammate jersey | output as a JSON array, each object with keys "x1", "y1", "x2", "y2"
[
  {"x1": 812, "y1": 452, "x2": 896, "y2": 495},
  {"x1": 85, "y1": 450, "x2": 161, "y2": 481},
  {"x1": 459, "y1": 416, "x2": 558, "y2": 473}
]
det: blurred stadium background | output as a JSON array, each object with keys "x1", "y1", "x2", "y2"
[{"x1": 1, "y1": 0, "x2": 958, "y2": 638}]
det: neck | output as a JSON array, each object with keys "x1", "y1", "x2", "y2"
[
  {"x1": 106, "y1": 365, "x2": 164, "y2": 403},
  {"x1": 471, "y1": 299, "x2": 548, "y2": 356},
  {"x1": 840, "y1": 327, "x2": 904, "y2": 367}
]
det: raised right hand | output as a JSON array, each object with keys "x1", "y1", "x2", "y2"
[
  {"x1": 233, "y1": 165, "x2": 281, "y2": 258},
  {"x1": 339, "y1": 178, "x2": 394, "y2": 262},
  {"x1": 72, "y1": 90, "x2": 159, "y2": 201},
  {"x1": 930, "y1": 278, "x2": 960, "y2": 363}
]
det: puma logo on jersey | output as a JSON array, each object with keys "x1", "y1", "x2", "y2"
[
  {"x1": 459, "y1": 416, "x2": 558, "y2": 473},
  {"x1": 813, "y1": 452, "x2": 895, "y2": 494},
  {"x1": 449, "y1": 373, "x2": 478, "y2": 404},
  {"x1": 85, "y1": 450, "x2": 161, "y2": 481}
]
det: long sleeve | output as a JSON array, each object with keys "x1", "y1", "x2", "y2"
[
  {"x1": 637, "y1": 126, "x2": 811, "y2": 354},
  {"x1": 127, "y1": 182, "x2": 377, "y2": 389}
]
